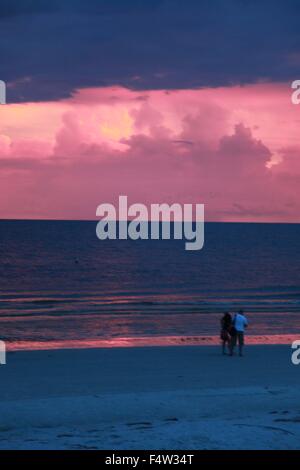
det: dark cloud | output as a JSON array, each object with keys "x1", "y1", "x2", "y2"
[
  {"x1": 0, "y1": 0, "x2": 57, "y2": 18},
  {"x1": 1, "y1": 0, "x2": 300, "y2": 102}
]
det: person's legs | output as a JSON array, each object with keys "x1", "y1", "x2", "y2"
[
  {"x1": 229, "y1": 334, "x2": 237, "y2": 355},
  {"x1": 238, "y1": 332, "x2": 244, "y2": 356}
]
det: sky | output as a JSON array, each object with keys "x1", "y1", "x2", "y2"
[{"x1": 0, "y1": 0, "x2": 300, "y2": 221}]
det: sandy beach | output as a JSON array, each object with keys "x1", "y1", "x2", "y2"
[{"x1": 0, "y1": 344, "x2": 299, "y2": 449}]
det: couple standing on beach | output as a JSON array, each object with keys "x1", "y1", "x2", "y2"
[{"x1": 220, "y1": 310, "x2": 248, "y2": 356}]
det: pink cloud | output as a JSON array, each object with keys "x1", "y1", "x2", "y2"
[{"x1": 0, "y1": 83, "x2": 299, "y2": 221}]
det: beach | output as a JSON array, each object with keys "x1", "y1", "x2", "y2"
[{"x1": 0, "y1": 344, "x2": 299, "y2": 450}]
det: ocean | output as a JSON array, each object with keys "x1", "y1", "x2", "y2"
[{"x1": 0, "y1": 220, "x2": 300, "y2": 350}]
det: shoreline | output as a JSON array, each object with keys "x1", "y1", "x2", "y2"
[{"x1": 5, "y1": 333, "x2": 300, "y2": 352}]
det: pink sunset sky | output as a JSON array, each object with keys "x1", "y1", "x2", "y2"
[{"x1": 0, "y1": 82, "x2": 299, "y2": 222}]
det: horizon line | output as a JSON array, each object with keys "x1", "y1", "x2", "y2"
[{"x1": 0, "y1": 218, "x2": 299, "y2": 225}]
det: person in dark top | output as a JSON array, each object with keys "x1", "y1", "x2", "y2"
[{"x1": 220, "y1": 312, "x2": 232, "y2": 355}]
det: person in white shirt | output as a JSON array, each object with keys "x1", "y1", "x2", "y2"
[{"x1": 230, "y1": 309, "x2": 248, "y2": 356}]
